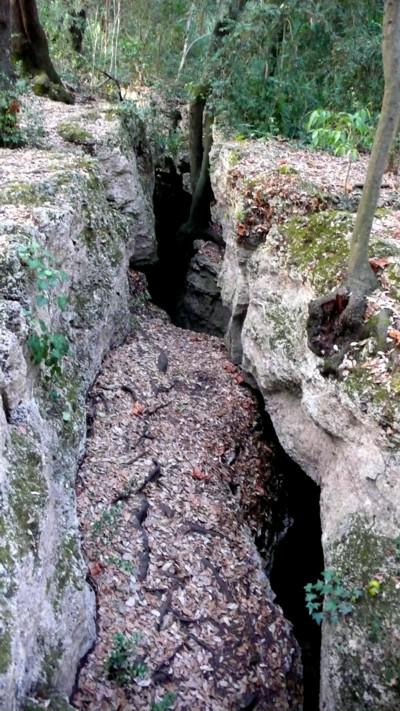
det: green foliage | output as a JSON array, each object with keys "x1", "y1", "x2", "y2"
[
  {"x1": 105, "y1": 632, "x2": 147, "y2": 686},
  {"x1": 107, "y1": 555, "x2": 135, "y2": 576},
  {"x1": 18, "y1": 241, "x2": 70, "y2": 379},
  {"x1": 0, "y1": 79, "x2": 25, "y2": 148},
  {"x1": 91, "y1": 503, "x2": 122, "y2": 540},
  {"x1": 151, "y1": 693, "x2": 177, "y2": 711},
  {"x1": 38, "y1": 0, "x2": 383, "y2": 143},
  {"x1": 209, "y1": 0, "x2": 383, "y2": 139},
  {"x1": 306, "y1": 108, "x2": 375, "y2": 158},
  {"x1": 305, "y1": 569, "x2": 363, "y2": 625}
]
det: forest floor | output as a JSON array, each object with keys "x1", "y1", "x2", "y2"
[{"x1": 71, "y1": 273, "x2": 302, "y2": 711}]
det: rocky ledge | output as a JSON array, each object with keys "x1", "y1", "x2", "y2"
[
  {"x1": 211, "y1": 136, "x2": 400, "y2": 711},
  {"x1": 0, "y1": 96, "x2": 156, "y2": 709}
]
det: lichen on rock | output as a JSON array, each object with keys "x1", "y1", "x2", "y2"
[{"x1": 0, "y1": 96, "x2": 156, "y2": 709}]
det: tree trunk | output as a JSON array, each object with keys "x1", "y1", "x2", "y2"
[
  {"x1": 11, "y1": 0, "x2": 74, "y2": 103},
  {"x1": 0, "y1": 0, "x2": 14, "y2": 85},
  {"x1": 183, "y1": 0, "x2": 249, "y2": 236},
  {"x1": 347, "y1": 0, "x2": 400, "y2": 292},
  {"x1": 184, "y1": 111, "x2": 214, "y2": 233},
  {"x1": 307, "y1": 0, "x2": 400, "y2": 365},
  {"x1": 69, "y1": 9, "x2": 86, "y2": 54},
  {"x1": 189, "y1": 96, "x2": 206, "y2": 193}
]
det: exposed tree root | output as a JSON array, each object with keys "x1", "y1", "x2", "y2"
[{"x1": 307, "y1": 280, "x2": 376, "y2": 375}]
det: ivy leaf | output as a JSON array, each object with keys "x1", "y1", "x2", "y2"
[
  {"x1": 36, "y1": 294, "x2": 49, "y2": 307},
  {"x1": 57, "y1": 294, "x2": 69, "y2": 311},
  {"x1": 313, "y1": 612, "x2": 324, "y2": 625}
]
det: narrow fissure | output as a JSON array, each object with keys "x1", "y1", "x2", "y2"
[
  {"x1": 140, "y1": 169, "x2": 325, "y2": 710},
  {"x1": 267, "y1": 419, "x2": 323, "y2": 711},
  {"x1": 140, "y1": 158, "x2": 192, "y2": 320}
]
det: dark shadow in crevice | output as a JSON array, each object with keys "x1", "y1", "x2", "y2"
[
  {"x1": 139, "y1": 158, "x2": 192, "y2": 319},
  {"x1": 264, "y1": 410, "x2": 323, "y2": 711}
]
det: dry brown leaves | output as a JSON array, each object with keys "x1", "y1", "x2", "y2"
[{"x1": 73, "y1": 298, "x2": 301, "y2": 711}]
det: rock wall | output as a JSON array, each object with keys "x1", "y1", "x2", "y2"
[
  {"x1": 211, "y1": 137, "x2": 400, "y2": 711},
  {"x1": 176, "y1": 240, "x2": 229, "y2": 336},
  {"x1": 0, "y1": 98, "x2": 156, "y2": 709}
]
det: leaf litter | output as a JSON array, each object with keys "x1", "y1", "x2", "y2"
[{"x1": 73, "y1": 274, "x2": 302, "y2": 711}]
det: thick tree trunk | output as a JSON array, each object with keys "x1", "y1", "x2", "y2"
[
  {"x1": 347, "y1": 0, "x2": 400, "y2": 292},
  {"x1": 0, "y1": 0, "x2": 13, "y2": 85},
  {"x1": 12, "y1": 0, "x2": 59, "y2": 81},
  {"x1": 11, "y1": 0, "x2": 73, "y2": 102}
]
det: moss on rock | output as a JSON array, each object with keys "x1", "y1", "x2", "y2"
[
  {"x1": 327, "y1": 517, "x2": 400, "y2": 710},
  {"x1": 0, "y1": 630, "x2": 12, "y2": 674},
  {"x1": 57, "y1": 122, "x2": 95, "y2": 146},
  {"x1": 7, "y1": 431, "x2": 48, "y2": 556},
  {"x1": 281, "y1": 210, "x2": 352, "y2": 295}
]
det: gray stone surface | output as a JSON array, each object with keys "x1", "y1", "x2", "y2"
[
  {"x1": 211, "y1": 139, "x2": 400, "y2": 711},
  {"x1": 176, "y1": 240, "x2": 229, "y2": 336},
  {"x1": 0, "y1": 99, "x2": 156, "y2": 709}
]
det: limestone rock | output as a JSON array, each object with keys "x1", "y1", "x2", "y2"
[
  {"x1": 176, "y1": 240, "x2": 229, "y2": 336},
  {"x1": 211, "y1": 137, "x2": 400, "y2": 711},
  {"x1": 0, "y1": 97, "x2": 156, "y2": 709}
]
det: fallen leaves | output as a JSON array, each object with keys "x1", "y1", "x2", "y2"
[
  {"x1": 89, "y1": 560, "x2": 104, "y2": 577},
  {"x1": 223, "y1": 361, "x2": 245, "y2": 384},
  {"x1": 388, "y1": 327, "x2": 400, "y2": 346},
  {"x1": 369, "y1": 256, "x2": 390, "y2": 272},
  {"x1": 191, "y1": 467, "x2": 209, "y2": 481},
  {"x1": 74, "y1": 307, "x2": 290, "y2": 711},
  {"x1": 132, "y1": 401, "x2": 145, "y2": 416}
]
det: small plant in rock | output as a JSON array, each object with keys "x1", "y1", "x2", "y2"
[
  {"x1": 151, "y1": 692, "x2": 177, "y2": 711},
  {"x1": 18, "y1": 240, "x2": 70, "y2": 379},
  {"x1": 305, "y1": 569, "x2": 363, "y2": 625},
  {"x1": 105, "y1": 632, "x2": 148, "y2": 686}
]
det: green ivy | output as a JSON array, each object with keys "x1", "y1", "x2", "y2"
[
  {"x1": 18, "y1": 240, "x2": 70, "y2": 382},
  {"x1": 305, "y1": 569, "x2": 363, "y2": 625}
]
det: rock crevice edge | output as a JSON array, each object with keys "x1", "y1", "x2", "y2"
[{"x1": 0, "y1": 99, "x2": 156, "y2": 709}]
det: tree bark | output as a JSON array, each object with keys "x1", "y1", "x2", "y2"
[
  {"x1": 347, "y1": 0, "x2": 400, "y2": 292},
  {"x1": 0, "y1": 0, "x2": 13, "y2": 85},
  {"x1": 69, "y1": 9, "x2": 86, "y2": 54},
  {"x1": 185, "y1": 111, "x2": 214, "y2": 233},
  {"x1": 183, "y1": 0, "x2": 249, "y2": 236},
  {"x1": 11, "y1": 0, "x2": 73, "y2": 102},
  {"x1": 189, "y1": 96, "x2": 206, "y2": 193},
  {"x1": 11, "y1": 0, "x2": 59, "y2": 82},
  {"x1": 307, "y1": 0, "x2": 400, "y2": 363}
]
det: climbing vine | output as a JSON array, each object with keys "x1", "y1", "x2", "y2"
[{"x1": 18, "y1": 240, "x2": 71, "y2": 417}]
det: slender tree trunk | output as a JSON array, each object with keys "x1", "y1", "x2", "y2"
[
  {"x1": 183, "y1": 0, "x2": 249, "y2": 235},
  {"x1": 185, "y1": 111, "x2": 214, "y2": 232},
  {"x1": 307, "y1": 0, "x2": 400, "y2": 365},
  {"x1": 347, "y1": 0, "x2": 400, "y2": 292},
  {"x1": 0, "y1": 0, "x2": 14, "y2": 85},
  {"x1": 189, "y1": 97, "x2": 206, "y2": 193},
  {"x1": 177, "y1": 2, "x2": 195, "y2": 81}
]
